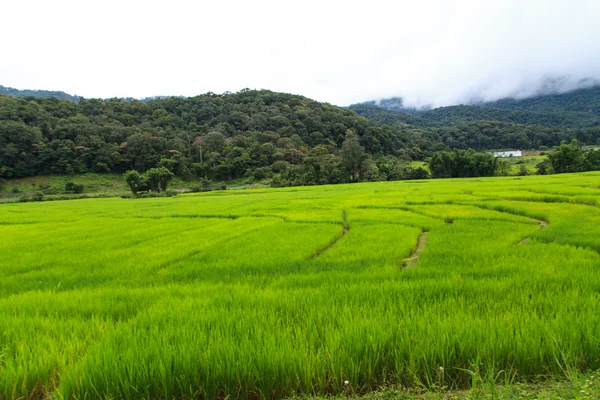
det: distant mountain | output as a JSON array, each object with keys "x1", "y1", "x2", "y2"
[
  {"x1": 483, "y1": 86, "x2": 600, "y2": 115},
  {"x1": 0, "y1": 85, "x2": 183, "y2": 104},
  {"x1": 0, "y1": 85, "x2": 80, "y2": 103},
  {"x1": 359, "y1": 97, "x2": 427, "y2": 115},
  {"x1": 346, "y1": 103, "x2": 423, "y2": 128},
  {"x1": 350, "y1": 85, "x2": 600, "y2": 129}
]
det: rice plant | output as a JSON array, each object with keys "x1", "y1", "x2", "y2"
[{"x1": 0, "y1": 172, "x2": 599, "y2": 398}]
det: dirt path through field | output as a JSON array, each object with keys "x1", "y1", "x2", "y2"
[
  {"x1": 519, "y1": 220, "x2": 548, "y2": 245},
  {"x1": 310, "y1": 210, "x2": 349, "y2": 259},
  {"x1": 402, "y1": 231, "x2": 429, "y2": 269}
]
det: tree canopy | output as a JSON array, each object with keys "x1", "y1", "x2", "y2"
[
  {"x1": 3, "y1": 86, "x2": 600, "y2": 188},
  {"x1": 0, "y1": 90, "x2": 427, "y2": 183}
]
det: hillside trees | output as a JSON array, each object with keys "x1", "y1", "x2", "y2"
[
  {"x1": 548, "y1": 140, "x2": 600, "y2": 174},
  {"x1": 125, "y1": 133, "x2": 167, "y2": 171},
  {"x1": 428, "y1": 149, "x2": 502, "y2": 178},
  {"x1": 341, "y1": 131, "x2": 366, "y2": 181},
  {"x1": 584, "y1": 148, "x2": 600, "y2": 170},
  {"x1": 4, "y1": 87, "x2": 600, "y2": 186},
  {"x1": 145, "y1": 167, "x2": 174, "y2": 192},
  {"x1": 0, "y1": 91, "x2": 427, "y2": 181},
  {"x1": 124, "y1": 170, "x2": 143, "y2": 195},
  {"x1": 548, "y1": 140, "x2": 585, "y2": 173},
  {"x1": 124, "y1": 167, "x2": 174, "y2": 195},
  {"x1": 0, "y1": 120, "x2": 42, "y2": 177}
]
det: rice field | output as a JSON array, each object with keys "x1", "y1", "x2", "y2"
[{"x1": 1, "y1": 172, "x2": 600, "y2": 399}]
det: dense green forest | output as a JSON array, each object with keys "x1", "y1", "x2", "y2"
[
  {"x1": 0, "y1": 90, "x2": 435, "y2": 186},
  {"x1": 350, "y1": 86, "x2": 600, "y2": 146},
  {"x1": 352, "y1": 86, "x2": 600, "y2": 127},
  {"x1": 2, "y1": 86, "x2": 600, "y2": 188},
  {"x1": 349, "y1": 103, "x2": 600, "y2": 151}
]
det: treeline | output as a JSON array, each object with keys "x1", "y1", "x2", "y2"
[
  {"x1": 427, "y1": 141, "x2": 600, "y2": 179},
  {"x1": 0, "y1": 90, "x2": 437, "y2": 185},
  {"x1": 543, "y1": 140, "x2": 600, "y2": 174},
  {"x1": 428, "y1": 149, "x2": 503, "y2": 178},
  {"x1": 421, "y1": 121, "x2": 600, "y2": 151}
]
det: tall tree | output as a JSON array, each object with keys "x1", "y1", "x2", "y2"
[
  {"x1": 341, "y1": 131, "x2": 365, "y2": 181},
  {"x1": 548, "y1": 140, "x2": 585, "y2": 173}
]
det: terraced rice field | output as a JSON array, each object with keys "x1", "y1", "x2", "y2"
[{"x1": 1, "y1": 172, "x2": 600, "y2": 399}]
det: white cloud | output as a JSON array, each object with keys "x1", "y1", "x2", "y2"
[{"x1": 1, "y1": 0, "x2": 599, "y2": 107}]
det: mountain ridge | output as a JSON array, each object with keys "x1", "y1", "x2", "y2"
[
  {"x1": 0, "y1": 85, "x2": 81, "y2": 103},
  {"x1": 350, "y1": 85, "x2": 600, "y2": 129}
]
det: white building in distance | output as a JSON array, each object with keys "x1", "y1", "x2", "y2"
[{"x1": 493, "y1": 150, "x2": 522, "y2": 158}]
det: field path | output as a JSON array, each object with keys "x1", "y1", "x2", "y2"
[
  {"x1": 519, "y1": 220, "x2": 548, "y2": 245},
  {"x1": 309, "y1": 210, "x2": 349, "y2": 259},
  {"x1": 401, "y1": 231, "x2": 429, "y2": 269}
]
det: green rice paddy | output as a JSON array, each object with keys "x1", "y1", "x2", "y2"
[{"x1": 1, "y1": 172, "x2": 600, "y2": 399}]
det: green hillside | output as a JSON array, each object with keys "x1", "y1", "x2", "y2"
[
  {"x1": 352, "y1": 85, "x2": 600, "y2": 128},
  {"x1": 2, "y1": 86, "x2": 600, "y2": 191},
  {"x1": 0, "y1": 90, "x2": 436, "y2": 187}
]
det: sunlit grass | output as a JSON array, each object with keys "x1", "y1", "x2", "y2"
[{"x1": 0, "y1": 172, "x2": 599, "y2": 398}]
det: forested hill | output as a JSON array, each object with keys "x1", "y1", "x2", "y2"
[
  {"x1": 0, "y1": 85, "x2": 80, "y2": 103},
  {"x1": 0, "y1": 90, "x2": 431, "y2": 181},
  {"x1": 485, "y1": 86, "x2": 600, "y2": 114},
  {"x1": 350, "y1": 85, "x2": 600, "y2": 129},
  {"x1": 2, "y1": 87, "x2": 600, "y2": 185}
]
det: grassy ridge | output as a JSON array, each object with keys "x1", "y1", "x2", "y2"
[{"x1": 0, "y1": 173, "x2": 599, "y2": 398}]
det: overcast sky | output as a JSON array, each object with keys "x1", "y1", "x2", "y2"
[{"x1": 1, "y1": 0, "x2": 599, "y2": 107}]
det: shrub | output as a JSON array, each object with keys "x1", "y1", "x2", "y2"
[
  {"x1": 19, "y1": 192, "x2": 44, "y2": 202},
  {"x1": 199, "y1": 178, "x2": 212, "y2": 192},
  {"x1": 270, "y1": 176, "x2": 288, "y2": 187},
  {"x1": 536, "y1": 159, "x2": 553, "y2": 175},
  {"x1": 65, "y1": 182, "x2": 85, "y2": 194},
  {"x1": 145, "y1": 167, "x2": 174, "y2": 192},
  {"x1": 404, "y1": 167, "x2": 431, "y2": 180},
  {"x1": 517, "y1": 165, "x2": 529, "y2": 176},
  {"x1": 124, "y1": 170, "x2": 144, "y2": 195}
]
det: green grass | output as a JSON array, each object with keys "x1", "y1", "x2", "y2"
[
  {"x1": 0, "y1": 173, "x2": 223, "y2": 201},
  {"x1": 504, "y1": 155, "x2": 546, "y2": 175},
  {"x1": 1, "y1": 172, "x2": 600, "y2": 399},
  {"x1": 0, "y1": 156, "x2": 549, "y2": 202},
  {"x1": 0, "y1": 173, "x2": 130, "y2": 199},
  {"x1": 411, "y1": 156, "x2": 547, "y2": 176},
  {"x1": 410, "y1": 161, "x2": 428, "y2": 171}
]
